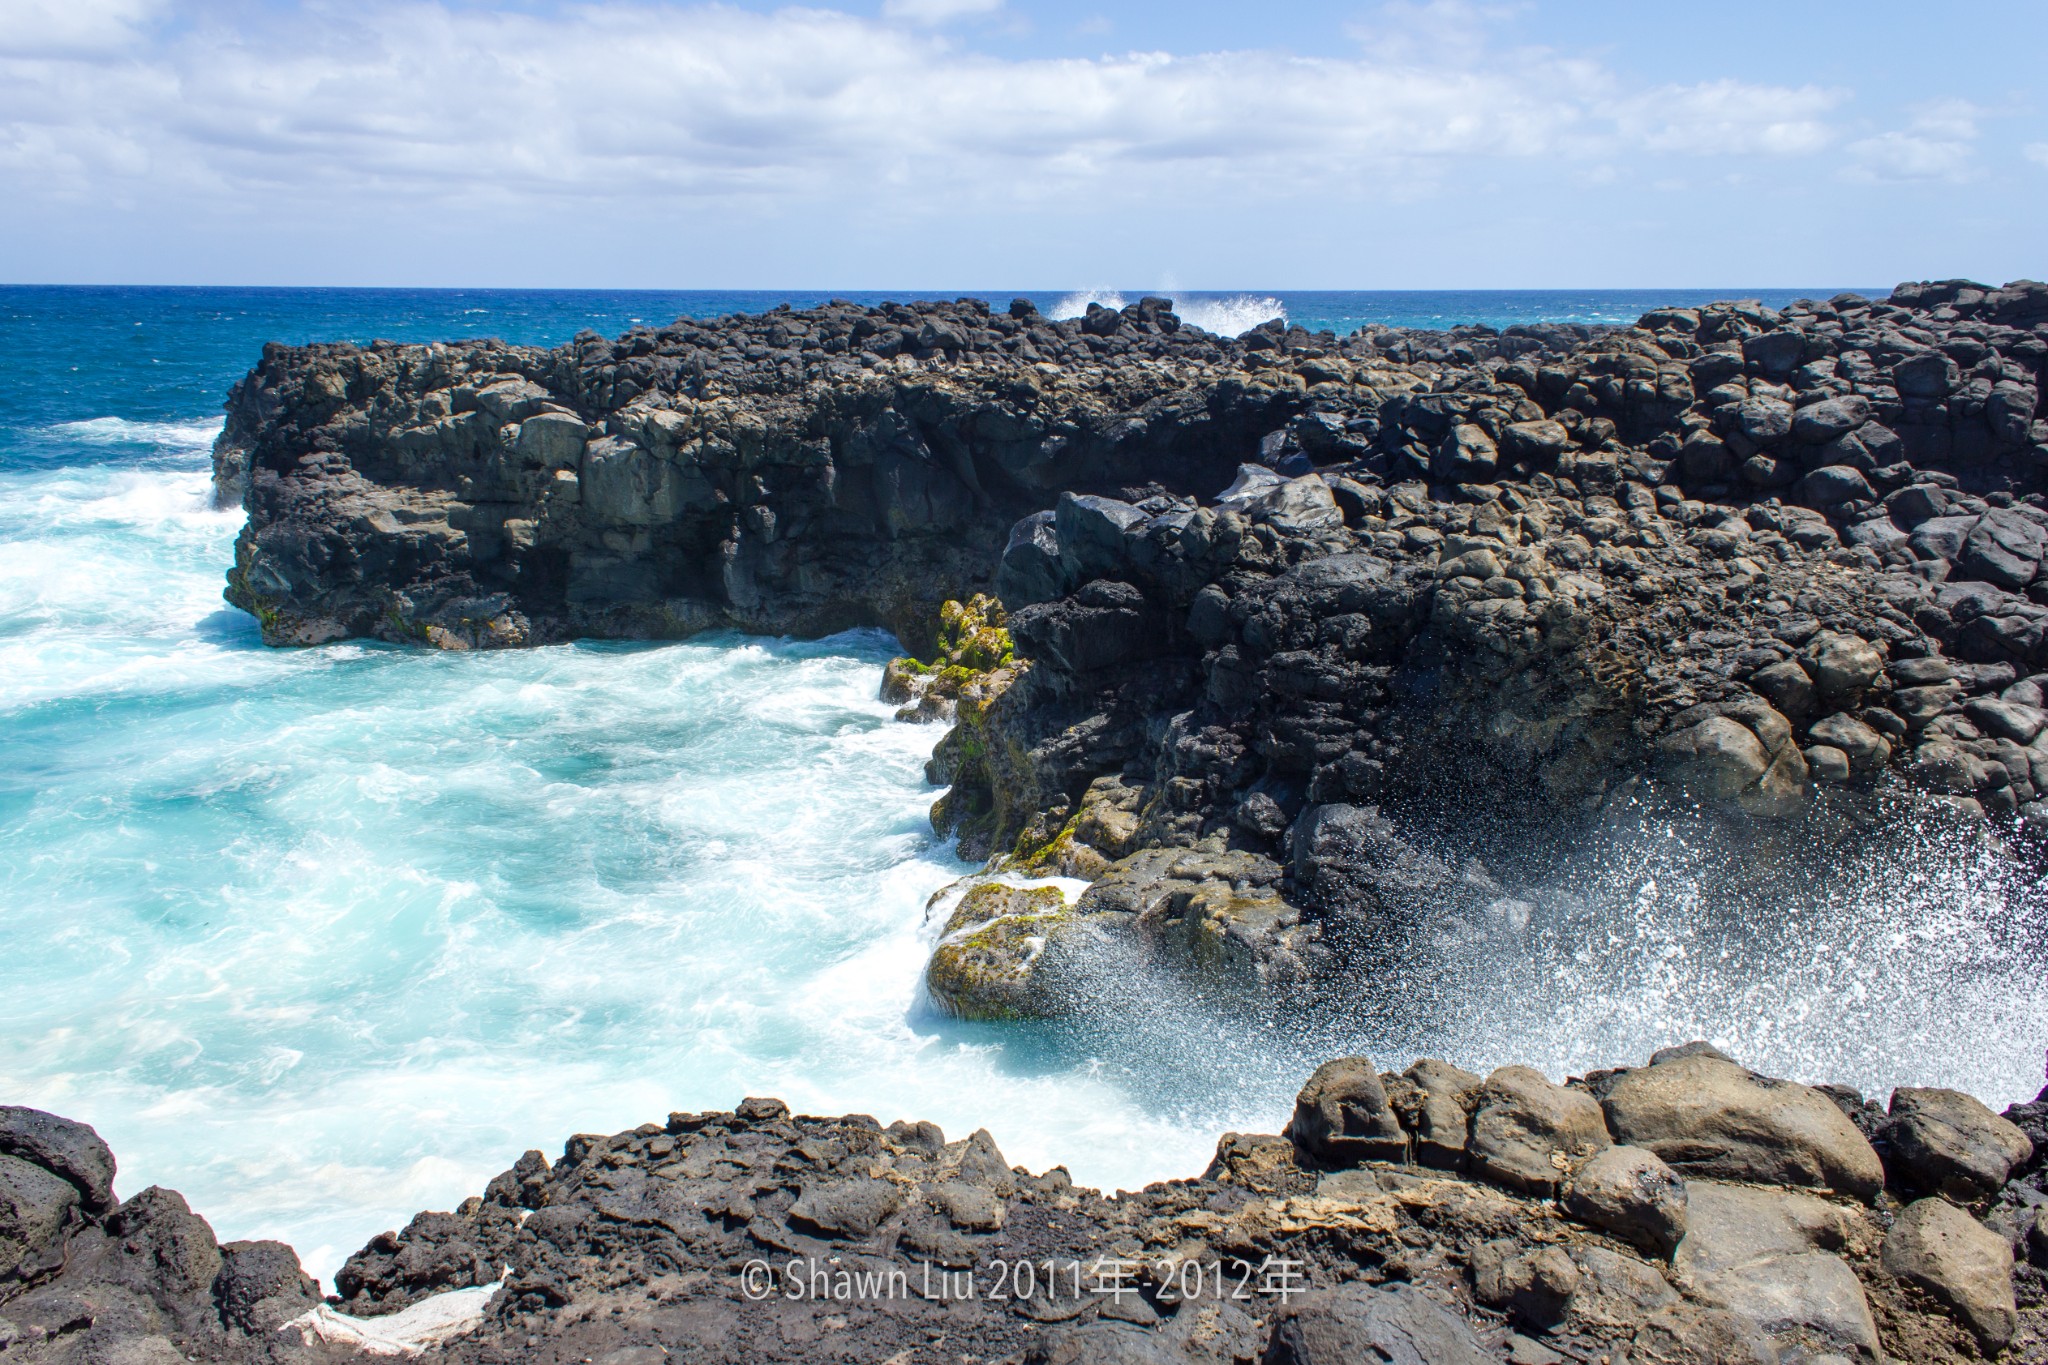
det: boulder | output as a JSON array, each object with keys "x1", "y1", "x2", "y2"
[
  {"x1": 1881, "y1": 1196, "x2": 2018, "y2": 1351},
  {"x1": 1673, "y1": 1181, "x2": 1879, "y2": 1358},
  {"x1": 1878, "y1": 1087, "x2": 2034, "y2": 1201},
  {"x1": 1467, "y1": 1066, "x2": 1610, "y2": 1195},
  {"x1": 1265, "y1": 1281, "x2": 1493, "y2": 1365},
  {"x1": 1288, "y1": 1057, "x2": 1407, "y2": 1165},
  {"x1": 1802, "y1": 632, "x2": 1884, "y2": 703},
  {"x1": 1804, "y1": 745, "x2": 1850, "y2": 784},
  {"x1": 1657, "y1": 716, "x2": 1769, "y2": 801},
  {"x1": 1563, "y1": 1145, "x2": 1688, "y2": 1258},
  {"x1": 1470, "y1": 1240, "x2": 1580, "y2": 1330},
  {"x1": 1797, "y1": 465, "x2": 1875, "y2": 512},
  {"x1": 1807, "y1": 712, "x2": 1891, "y2": 776},
  {"x1": 1598, "y1": 1054, "x2": 1883, "y2": 1197},
  {"x1": 1792, "y1": 395, "x2": 1872, "y2": 443},
  {"x1": 1748, "y1": 659, "x2": 1816, "y2": 721},
  {"x1": 1500, "y1": 419, "x2": 1569, "y2": 463},
  {"x1": 1964, "y1": 697, "x2": 2045, "y2": 745},
  {"x1": 1434, "y1": 424, "x2": 1499, "y2": 481},
  {"x1": 923, "y1": 883, "x2": 1083, "y2": 1021},
  {"x1": 0, "y1": 1107, "x2": 117, "y2": 1213},
  {"x1": 1386, "y1": 1059, "x2": 1481, "y2": 1169},
  {"x1": 1961, "y1": 507, "x2": 2047, "y2": 591},
  {"x1": 216, "y1": 1239, "x2": 322, "y2": 1332}
]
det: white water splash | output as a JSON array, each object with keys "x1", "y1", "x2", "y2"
[{"x1": 1049, "y1": 289, "x2": 1285, "y2": 338}]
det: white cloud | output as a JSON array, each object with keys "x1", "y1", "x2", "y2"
[
  {"x1": 881, "y1": 0, "x2": 1002, "y2": 24},
  {"x1": 0, "y1": 0, "x2": 1853, "y2": 218},
  {"x1": 1615, "y1": 79, "x2": 1840, "y2": 157},
  {"x1": 1844, "y1": 100, "x2": 1982, "y2": 183},
  {"x1": 2025, "y1": 142, "x2": 2048, "y2": 169},
  {"x1": 0, "y1": 0, "x2": 161, "y2": 57}
]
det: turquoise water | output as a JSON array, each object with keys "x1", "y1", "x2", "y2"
[{"x1": 2, "y1": 286, "x2": 2039, "y2": 1287}]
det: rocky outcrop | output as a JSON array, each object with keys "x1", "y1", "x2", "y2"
[
  {"x1": 218, "y1": 283, "x2": 2048, "y2": 1016},
  {"x1": 8, "y1": 1047, "x2": 2045, "y2": 1362}
]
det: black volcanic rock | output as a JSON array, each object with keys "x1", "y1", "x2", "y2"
[{"x1": 8, "y1": 1043, "x2": 2046, "y2": 1364}]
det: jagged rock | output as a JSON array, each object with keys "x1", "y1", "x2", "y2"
[
  {"x1": 1879, "y1": 1087, "x2": 2034, "y2": 1201},
  {"x1": 1467, "y1": 1066, "x2": 1610, "y2": 1195},
  {"x1": 1562, "y1": 1145, "x2": 1688, "y2": 1258},
  {"x1": 0, "y1": 1156, "x2": 79, "y2": 1281},
  {"x1": 787, "y1": 1178, "x2": 903, "y2": 1238},
  {"x1": 0, "y1": 1109, "x2": 117, "y2": 1214},
  {"x1": 1598, "y1": 1053, "x2": 1884, "y2": 1197},
  {"x1": 1882, "y1": 1196, "x2": 2019, "y2": 1351},
  {"x1": 214, "y1": 1240, "x2": 321, "y2": 1332}
]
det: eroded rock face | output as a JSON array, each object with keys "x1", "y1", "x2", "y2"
[{"x1": 219, "y1": 287, "x2": 2048, "y2": 838}]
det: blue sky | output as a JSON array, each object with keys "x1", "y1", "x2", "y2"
[{"x1": 2, "y1": 0, "x2": 2043, "y2": 288}]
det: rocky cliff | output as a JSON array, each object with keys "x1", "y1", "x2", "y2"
[
  {"x1": 212, "y1": 282, "x2": 2048, "y2": 1017},
  {"x1": 5, "y1": 1051, "x2": 2045, "y2": 1363}
]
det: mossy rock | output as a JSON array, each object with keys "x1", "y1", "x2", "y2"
[{"x1": 925, "y1": 884, "x2": 1077, "y2": 1021}]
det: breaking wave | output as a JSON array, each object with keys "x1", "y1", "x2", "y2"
[{"x1": 1050, "y1": 289, "x2": 1286, "y2": 338}]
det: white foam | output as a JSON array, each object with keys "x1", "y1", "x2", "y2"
[
  {"x1": 46, "y1": 416, "x2": 225, "y2": 451},
  {"x1": 1048, "y1": 290, "x2": 1285, "y2": 338}
]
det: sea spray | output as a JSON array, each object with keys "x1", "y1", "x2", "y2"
[{"x1": 1049, "y1": 289, "x2": 1286, "y2": 337}]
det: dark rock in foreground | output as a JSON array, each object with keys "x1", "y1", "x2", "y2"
[{"x1": 5, "y1": 1047, "x2": 2046, "y2": 1362}]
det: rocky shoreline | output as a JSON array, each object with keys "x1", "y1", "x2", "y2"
[
  {"x1": 209, "y1": 282, "x2": 2048, "y2": 1020},
  {"x1": 4, "y1": 1046, "x2": 2045, "y2": 1363},
  {"x1": 153, "y1": 284, "x2": 2048, "y2": 1359}
]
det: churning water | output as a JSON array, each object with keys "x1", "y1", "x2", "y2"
[{"x1": 0, "y1": 286, "x2": 2038, "y2": 1289}]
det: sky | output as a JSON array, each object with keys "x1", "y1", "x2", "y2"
[{"x1": 0, "y1": 0, "x2": 2043, "y2": 288}]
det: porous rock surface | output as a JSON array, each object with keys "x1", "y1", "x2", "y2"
[{"x1": 6, "y1": 1048, "x2": 2046, "y2": 1363}]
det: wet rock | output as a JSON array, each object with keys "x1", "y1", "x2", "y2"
[
  {"x1": 1802, "y1": 631, "x2": 1885, "y2": 704},
  {"x1": 1467, "y1": 1066, "x2": 1610, "y2": 1195},
  {"x1": 1599, "y1": 1053, "x2": 1884, "y2": 1198},
  {"x1": 1808, "y1": 712, "x2": 1891, "y2": 777},
  {"x1": 1562, "y1": 1145, "x2": 1688, "y2": 1257},
  {"x1": 1880, "y1": 1086, "x2": 2034, "y2": 1201},
  {"x1": 1882, "y1": 1196, "x2": 2018, "y2": 1351},
  {"x1": 923, "y1": 883, "x2": 1083, "y2": 1020}
]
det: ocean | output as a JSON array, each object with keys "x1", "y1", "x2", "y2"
[{"x1": 3, "y1": 284, "x2": 2040, "y2": 1286}]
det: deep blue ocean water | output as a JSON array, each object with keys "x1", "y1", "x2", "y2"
[{"x1": 3, "y1": 285, "x2": 2038, "y2": 1285}]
